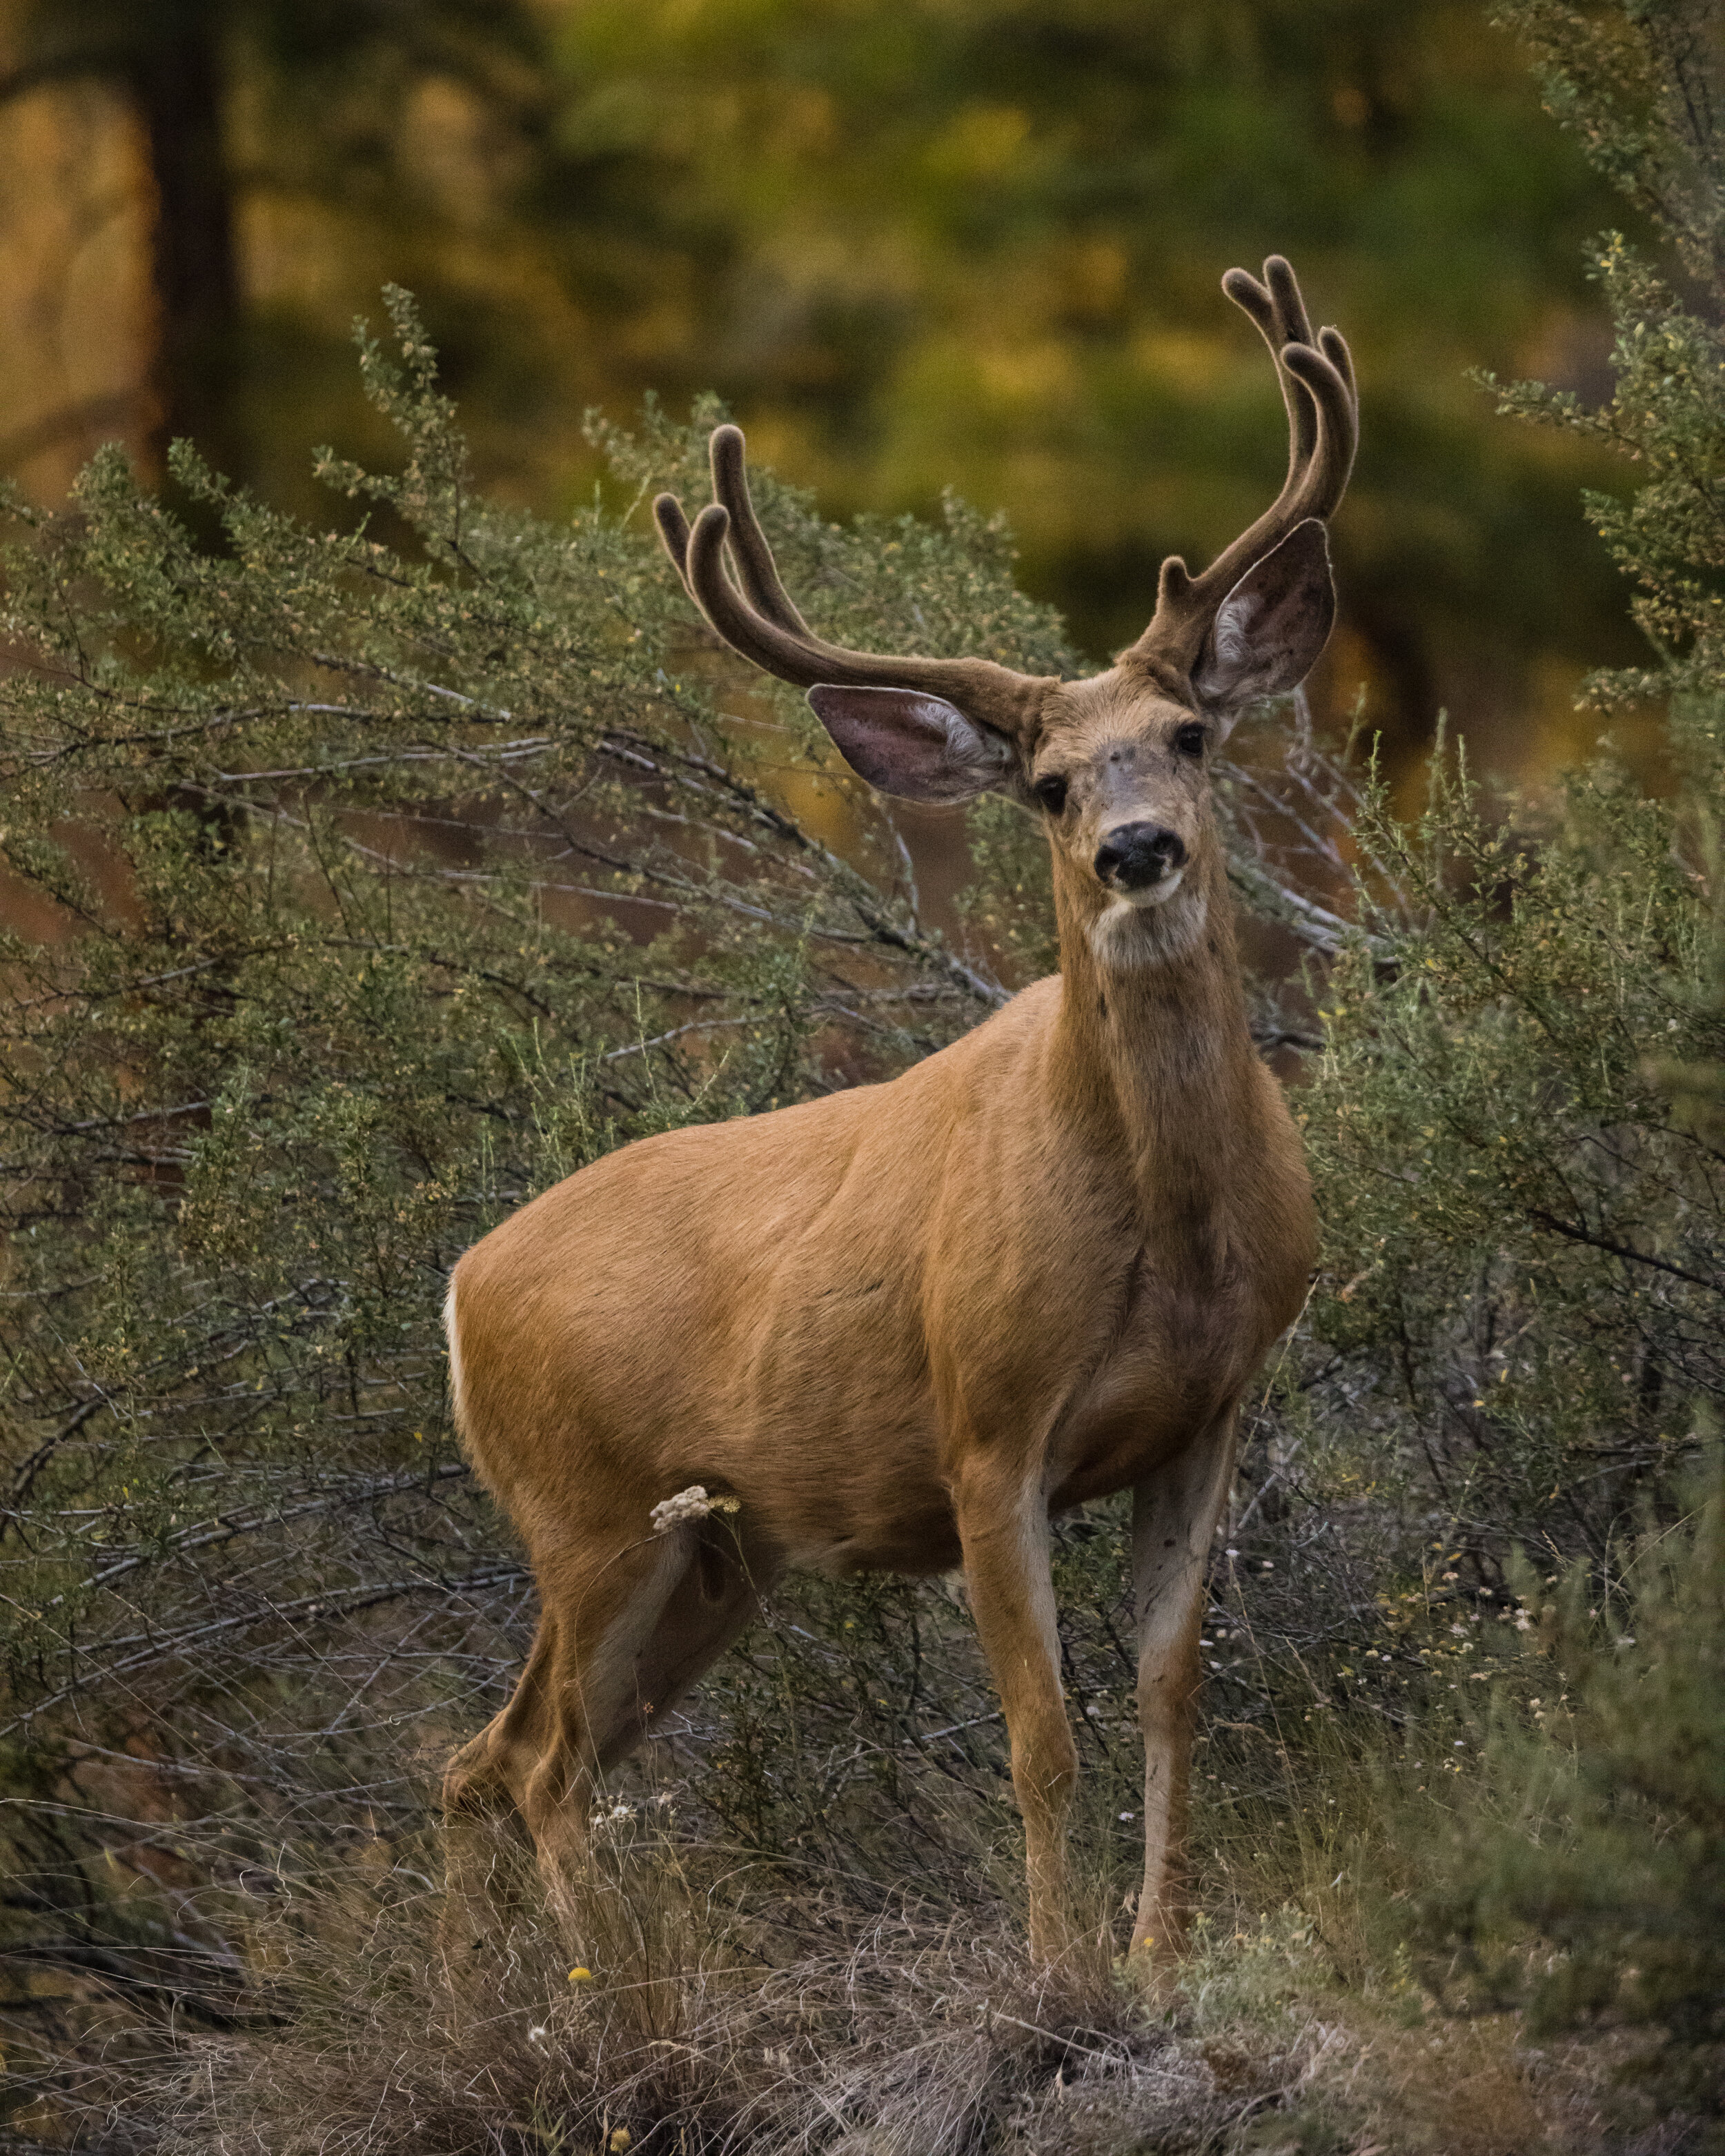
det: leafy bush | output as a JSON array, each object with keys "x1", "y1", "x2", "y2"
[
  {"x1": 1257, "y1": 8, "x2": 1725, "y2": 2137},
  {"x1": 1294, "y1": 746, "x2": 1721, "y2": 1572},
  {"x1": 0, "y1": 292, "x2": 1074, "y2": 1791},
  {"x1": 1216, "y1": 0, "x2": 1725, "y2": 1734},
  {"x1": 1418, "y1": 1471, "x2": 1725, "y2": 2135}
]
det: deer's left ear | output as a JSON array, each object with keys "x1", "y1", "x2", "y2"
[
  {"x1": 1190, "y1": 519, "x2": 1336, "y2": 725},
  {"x1": 807, "y1": 684, "x2": 1018, "y2": 804}
]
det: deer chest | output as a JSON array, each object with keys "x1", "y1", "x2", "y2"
[{"x1": 1043, "y1": 1236, "x2": 1299, "y2": 1510}]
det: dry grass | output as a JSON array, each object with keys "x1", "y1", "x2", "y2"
[
  {"x1": 110, "y1": 1816, "x2": 1312, "y2": 2156},
  {"x1": 17, "y1": 1767, "x2": 1660, "y2": 2156},
  {"x1": 8, "y1": 1550, "x2": 1691, "y2": 2155}
]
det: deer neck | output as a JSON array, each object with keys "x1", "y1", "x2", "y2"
[{"x1": 1046, "y1": 842, "x2": 1262, "y2": 1267}]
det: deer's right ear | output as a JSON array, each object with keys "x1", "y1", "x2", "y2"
[{"x1": 807, "y1": 684, "x2": 1018, "y2": 804}]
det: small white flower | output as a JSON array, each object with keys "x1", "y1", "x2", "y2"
[
  {"x1": 1514, "y1": 1612, "x2": 1533, "y2": 1632},
  {"x1": 1449, "y1": 1623, "x2": 1467, "y2": 1636},
  {"x1": 649, "y1": 1484, "x2": 740, "y2": 1534}
]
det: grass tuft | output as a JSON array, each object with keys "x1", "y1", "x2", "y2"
[{"x1": 131, "y1": 1819, "x2": 1284, "y2": 2156}]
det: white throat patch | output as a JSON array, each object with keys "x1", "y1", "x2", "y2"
[{"x1": 1085, "y1": 874, "x2": 1209, "y2": 969}]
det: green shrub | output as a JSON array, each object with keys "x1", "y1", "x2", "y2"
[
  {"x1": 1418, "y1": 1470, "x2": 1725, "y2": 2133},
  {"x1": 0, "y1": 293, "x2": 1075, "y2": 1782},
  {"x1": 1241, "y1": 0, "x2": 1725, "y2": 1724}
]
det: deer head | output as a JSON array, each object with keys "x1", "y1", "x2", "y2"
[{"x1": 654, "y1": 257, "x2": 1356, "y2": 967}]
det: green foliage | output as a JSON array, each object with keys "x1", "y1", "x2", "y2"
[
  {"x1": 1418, "y1": 1473, "x2": 1725, "y2": 2130},
  {"x1": 1486, "y1": 1, "x2": 1725, "y2": 772},
  {"x1": 0, "y1": 288, "x2": 1074, "y2": 1792},
  {"x1": 11, "y1": 12, "x2": 1725, "y2": 2146},
  {"x1": 1491, "y1": 0, "x2": 1725, "y2": 280},
  {"x1": 1294, "y1": 750, "x2": 1722, "y2": 1569},
  {"x1": 12, "y1": 0, "x2": 1651, "y2": 774},
  {"x1": 1253, "y1": 15, "x2": 1725, "y2": 2134},
  {"x1": 1266, "y1": 0, "x2": 1725, "y2": 1666}
]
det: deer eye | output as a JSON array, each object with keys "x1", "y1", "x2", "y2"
[
  {"x1": 1173, "y1": 723, "x2": 1208, "y2": 759},
  {"x1": 1032, "y1": 773, "x2": 1069, "y2": 815}
]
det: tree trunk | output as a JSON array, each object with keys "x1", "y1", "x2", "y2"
[{"x1": 126, "y1": 0, "x2": 240, "y2": 477}]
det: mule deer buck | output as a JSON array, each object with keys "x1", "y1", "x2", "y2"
[{"x1": 444, "y1": 256, "x2": 1355, "y2": 1964}]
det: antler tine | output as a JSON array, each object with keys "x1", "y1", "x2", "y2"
[
  {"x1": 1319, "y1": 322, "x2": 1353, "y2": 393},
  {"x1": 653, "y1": 428, "x2": 811, "y2": 635},
  {"x1": 653, "y1": 493, "x2": 696, "y2": 598},
  {"x1": 682, "y1": 503, "x2": 829, "y2": 684},
  {"x1": 653, "y1": 428, "x2": 1049, "y2": 739},
  {"x1": 1130, "y1": 257, "x2": 1357, "y2": 672},
  {"x1": 1225, "y1": 258, "x2": 1319, "y2": 480},
  {"x1": 1283, "y1": 340, "x2": 1357, "y2": 517},
  {"x1": 707, "y1": 425, "x2": 813, "y2": 637}
]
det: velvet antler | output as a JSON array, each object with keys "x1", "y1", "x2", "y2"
[
  {"x1": 1127, "y1": 257, "x2": 1357, "y2": 678},
  {"x1": 655, "y1": 257, "x2": 1355, "y2": 724},
  {"x1": 653, "y1": 426, "x2": 1050, "y2": 746}
]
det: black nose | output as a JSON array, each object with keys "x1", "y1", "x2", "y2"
[{"x1": 1093, "y1": 822, "x2": 1187, "y2": 891}]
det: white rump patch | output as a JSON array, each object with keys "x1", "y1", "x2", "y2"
[{"x1": 443, "y1": 1272, "x2": 469, "y2": 1440}]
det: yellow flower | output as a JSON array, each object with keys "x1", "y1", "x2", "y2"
[
  {"x1": 609, "y1": 2130, "x2": 632, "y2": 2152},
  {"x1": 568, "y1": 1966, "x2": 593, "y2": 1983}
]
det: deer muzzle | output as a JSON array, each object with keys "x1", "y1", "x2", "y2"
[{"x1": 1094, "y1": 822, "x2": 1187, "y2": 895}]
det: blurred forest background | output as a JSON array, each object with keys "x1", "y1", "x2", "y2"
[{"x1": 0, "y1": 0, "x2": 1663, "y2": 791}]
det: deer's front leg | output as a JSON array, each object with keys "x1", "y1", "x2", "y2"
[
  {"x1": 1130, "y1": 1415, "x2": 1238, "y2": 1960},
  {"x1": 954, "y1": 1458, "x2": 1078, "y2": 1964}
]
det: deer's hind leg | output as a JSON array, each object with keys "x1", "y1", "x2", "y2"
[
  {"x1": 600, "y1": 1512, "x2": 771, "y2": 1769},
  {"x1": 443, "y1": 1510, "x2": 768, "y2": 1946},
  {"x1": 442, "y1": 1519, "x2": 681, "y2": 1944},
  {"x1": 441, "y1": 1616, "x2": 558, "y2": 1953}
]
